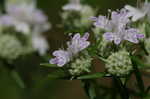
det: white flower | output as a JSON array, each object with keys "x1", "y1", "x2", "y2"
[
  {"x1": 125, "y1": 1, "x2": 150, "y2": 21},
  {"x1": 0, "y1": 2, "x2": 50, "y2": 34},
  {"x1": 62, "y1": 0, "x2": 82, "y2": 11},
  {"x1": 32, "y1": 34, "x2": 49, "y2": 55}
]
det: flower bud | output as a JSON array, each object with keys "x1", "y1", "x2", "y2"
[
  {"x1": 69, "y1": 54, "x2": 92, "y2": 75},
  {"x1": 0, "y1": 34, "x2": 23, "y2": 60},
  {"x1": 105, "y1": 50, "x2": 133, "y2": 76}
]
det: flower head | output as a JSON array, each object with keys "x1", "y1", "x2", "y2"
[
  {"x1": 0, "y1": 34, "x2": 23, "y2": 60},
  {"x1": 91, "y1": 8, "x2": 144, "y2": 45},
  {"x1": 49, "y1": 50, "x2": 71, "y2": 67},
  {"x1": 50, "y1": 33, "x2": 90, "y2": 67},
  {"x1": 105, "y1": 50, "x2": 133, "y2": 76},
  {"x1": 69, "y1": 54, "x2": 92, "y2": 75},
  {"x1": 90, "y1": 16, "x2": 110, "y2": 30},
  {"x1": 67, "y1": 33, "x2": 90, "y2": 55},
  {"x1": 0, "y1": 3, "x2": 50, "y2": 34}
]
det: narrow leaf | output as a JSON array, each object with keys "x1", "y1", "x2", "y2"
[
  {"x1": 11, "y1": 71, "x2": 25, "y2": 88},
  {"x1": 40, "y1": 63, "x2": 59, "y2": 68},
  {"x1": 77, "y1": 72, "x2": 106, "y2": 80},
  {"x1": 47, "y1": 70, "x2": 68, "y2": 79}
]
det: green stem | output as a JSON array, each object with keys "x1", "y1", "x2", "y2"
[
  {"x1": 113, "y1": 76, "x2": 129, "y2": 99},
  {"x1": 132, "y1": 60, "x2": 145, "y2": 94},
  {"x1": 81, "y1": 79, "x2": 100, "y2": 99}
]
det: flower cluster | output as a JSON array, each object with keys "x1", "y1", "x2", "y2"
[
  {"x1": 61, "y1": 0, "x2": 95, "y2": 31},
  {"x1": 91, "y1": 9, "x2": 144, "y2": 45},
  {"x1": 105, "y1": 50, "x2": 133, "y2": 76},
  {"x1": 0, "y1": 2, "x2": 50, "y2": 34},
  {"x1": 0, "y1": 34, "x2": 23, "y2": 60},
  {"x1": 50, "y1": 33, "x2": 90, "y2": 67},
  {"x1": 69, "y1": 53, "x2": 92, "y2": 75},
  {"x1": 0, "y1": 0, "x2": 50, "y2": 56}
]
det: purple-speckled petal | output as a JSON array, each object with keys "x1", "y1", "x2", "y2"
[
  {"x1": 90, "y1": 16, "x2": 97, "y2": 21},
  {"x1": 136, "y1": 34, "x2": 145, "y2": 39},
  {"x1": 103, "y1": 32, "x2": 114, "y2": 41},
  {"x1": 49, "y1": 58, "x2": 58, "y2": 64},
  {"x1": 82, "y1": 32, "x2": 89, "y2": 41},
  {"x1": 72, "y1": 33, "x2": 80, "y2": 40},
  {"x1": 114, "y1": 38, "x2": 121, "y2": 45}
]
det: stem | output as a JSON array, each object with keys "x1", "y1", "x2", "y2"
[
  {"x1": 113, "y1": 76, "x2": 129, "y2": 99},
  {"x1": 81, "y1": 79, "x2": 100, "y2": 99},
  {"x1": 132, "y1": 60, "x2": 145, "y2": 94},
  {"x1": 0, "y1": 58, "x2": 26, "y2": 88}
]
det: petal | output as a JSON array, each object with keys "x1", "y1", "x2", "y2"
[
  {"x1": 79, "y1": 41, "x2": 90, "y2": 50},
  {"x1": 57, "y1": 57, "x2": 66, "y2": 67},
  {"x1": 128, "y1": 38, "x2": 139, "y2": 43},
  {"x1": 72, "y1": 33, "x2": 80, "y2": 41},
  {"x1": 136, "y1": 34, "x2": 145, "y2": 39},
  {"x1": 53, "y1": 50, "x2": 66, "y2": 57},
  {"x1": 49, "y1": 58, "x2": 58, "y2": 64},
  {"x1": 90, "y1": 16, "x2": 97, "y2": 21},
  {"x1": 103, "y1": 32, "x2": 114, "y2": 41},
  {"x1": 82, "y1": 32, "x2": 89, "y2": 41},
  {"x1": 114, "y1": 38, "x2": 121, "y2": 45}
]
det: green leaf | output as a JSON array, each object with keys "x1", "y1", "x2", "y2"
[
  {"x1": 77, "y1": 72, "x2": 106, "y2": 80},
  {"x1": 131, "y1": 56, "x2": 145, "y2": 93},
  {"x1": 130, "y1": 56, "x2": 150, "y2": 68},
  {"x1": 11, "y1": 70, "x2": 25, "y2": 88},
  {"x1": 40, "y1": 63, "x2": 59, "y2": 68},
  {"x1": 47, "y1": 69, "x2": 68, "y2": 79}
]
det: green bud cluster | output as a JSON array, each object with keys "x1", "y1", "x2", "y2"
[
  {"x1": 0, "y1": 34, "x2": 23, "y2": 60},
  {"x1": 98, "y1": 39, "x2": 112, "y2": 57},
  {"x1": 105, "y1": 50, "x2": 133, "y2": 76},
  {"x1": 69, "y1": 54, "x2": 92, "y2": 76},
  {"x1": 62, "y1": 5, "x2": 95, "y2": 30}
]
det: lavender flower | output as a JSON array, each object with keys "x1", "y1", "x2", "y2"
[
  {"x1": 90, "y1": 16, "x2": 110, "y2": 30},
  {"x1": 91, "y1": 9, "x2": 130, "y2": 31},
  {"x1": 50, "y1": 33, "x2": 90, "y2": 67},
  {"x1": 67, "y1": 33, "x2": 90, "y2": 55},
  {"x1": 49, "y1": 50, "x2": 71, "y2": 67},
  {"x1": 92, "y1": 9, "x2": 144, "y2": 45},
  {"x1": 32, "y1": 34, "x2": 49, "y2": 55},
  {"x1": 110, "y1": 9, "x2": 130, "y2": 30},
  {"x1": 103, "y1": 28, "x2": 144, "y2": 45}
]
